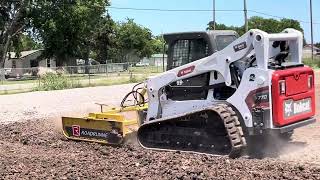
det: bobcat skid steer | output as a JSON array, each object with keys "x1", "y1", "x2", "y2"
[{"x1": 62, "y1": 29, "x2": 316, "y2": 158}]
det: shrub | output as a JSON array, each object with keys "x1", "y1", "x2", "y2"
[
  {"x1": 36, "y1": 73, "x2": 81, "y2": 91},
  {"x1": 317, "y1": 59, "x2": 320, "y2": 68},
  {"x1": 129, "y1": 74, "x2": 139, "y2": 83}
]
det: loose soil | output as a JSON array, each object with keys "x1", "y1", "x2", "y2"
[{"x1": 0, "y1": 77, "x2": 319, "y2": 179}]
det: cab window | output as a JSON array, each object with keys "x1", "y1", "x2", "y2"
[
  {"x1": 171, "y1": 38, "x2": 209, "y2": 68},
  {"x1": 216, "y1": 35, "x2": 237, "y2": 50}
]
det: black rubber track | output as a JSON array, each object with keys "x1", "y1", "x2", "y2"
[{"x1": 137, "y1": 104, "x2": 247, "y2": 158}]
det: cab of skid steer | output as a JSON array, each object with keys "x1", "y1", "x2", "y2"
[
  {"x1": 164, "y1": 30, "x2": 238, "y2": 71},
  {"x1": 162, "y1": 31, "x2": 238, "y2": 101}
]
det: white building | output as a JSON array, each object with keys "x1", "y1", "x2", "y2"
[
  {"x1": 137, "y1": 54, "x2": 168, "y2": 67},
  {"x1": 303, "y1": 45, "x2": 320, "y2": 58},
  {"x1": 5, "y1": 49, "x2": 56, "y2": 77}
]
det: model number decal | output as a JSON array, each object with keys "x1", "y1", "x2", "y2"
[
  {"x1": 177, "y1": 65, "x2": 195, "y2": 77},
  {"x1": 245, "y1": 86, "x2": 270, "y2": 110},
  {"x1": 233, "y1": 42, "x2": 247, "y2": 52},
  {"x1": 254, "y1": 91, "x2": 269, "y2": 102}
]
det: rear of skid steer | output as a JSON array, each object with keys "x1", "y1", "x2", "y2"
[{"x1": 62, "y1": 105, "x2": 147, "y2": 145}]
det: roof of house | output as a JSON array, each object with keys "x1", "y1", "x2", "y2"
[
  {"x1": 151, "y1": 54, "x2": 168, "y2": 58},
  {"x1": 7, "y1": 49, "x2": 43, "y2": 59},
  {"x1": 304, "y1": 45, "x2": 320, "y2": 51}
]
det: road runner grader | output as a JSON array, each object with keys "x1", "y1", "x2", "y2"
[{"x1": 62, "y1": 29, "x2": 316, "y2": 158}]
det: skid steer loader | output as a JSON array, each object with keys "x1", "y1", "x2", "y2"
[{"x1": 62, "y1": 29, "x2": 316, "y2": 158}]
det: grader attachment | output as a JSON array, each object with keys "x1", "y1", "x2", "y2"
[{"x1": 62, "y1": 105, "x2": 147, "y2": 145}]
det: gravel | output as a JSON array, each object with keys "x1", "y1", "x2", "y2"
[
  {"x1": 0, "y1": 119, "x2": 320, "y2": 179},
  {"x1": 0, "y1": 84, "x2": 135, "y2": 124}
]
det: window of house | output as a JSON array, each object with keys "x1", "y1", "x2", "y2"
[
  {"x1": 12, "y1": 60, "x2": 16, "y2": 68},
  {"x1": 47, "y1": 59, "x2": 51, "y2": 67},
  {"x1": 30, "y1": 60, "x2": 39, "y2": 68}
]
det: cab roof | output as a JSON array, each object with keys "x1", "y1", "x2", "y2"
[{"x1": 163, "y1": 30, "x2": 238, "y2": 42}]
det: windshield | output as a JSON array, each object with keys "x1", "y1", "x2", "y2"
[{"x1": 171, "y1": 39, "x2": 209, "y2": 68}]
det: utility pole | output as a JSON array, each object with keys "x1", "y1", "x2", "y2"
[
  {"x1": 309, "y1": 0, "x2": 314, "y2": 60},
  {"x1": 213, "y1": 0, "x2": 216, "y2": 30},
  {"x1": 244, "y1": 0, "x2": 248, "y2": 32}
]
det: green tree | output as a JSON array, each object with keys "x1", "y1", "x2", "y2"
[
  {"x1": 114, "y1": 19, "x2": 154, "y2": 63},
  {"x1": 151, "y1": 35, "x2": 165, "y2": 54},
  {"x1": 11, "y1": 34, "x2": 42, "y2": 53},
  {"x1": 31, "y1": 0, "x2": 110, "y2": 66},
  {"x1": 207, "y1": 16, "x2": 304, "y2": 36},
  {"x1": 278, "y1": 18, "x2": 304, "y2": 32},
  {"x1": 314, "y1": 42, "x2": 320, "y2": 49},
  {"x1": 91, "y1": 14, "x2": 116, "y2": 64},
  {"x1": 0, "y1": 0, "x2": 31, "y2": 69},
  {"x1": 248, "y1": 16, "x2": 281, "y2": 33}
]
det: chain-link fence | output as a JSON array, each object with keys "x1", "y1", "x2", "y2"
[{"x1": 0, "y1": 63, "x2": 164, "y2": 94}]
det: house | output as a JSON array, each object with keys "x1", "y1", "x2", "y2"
[
  {"x1": 5, "y1": 49, "x2": 56, "y2": 77},
  {"x1": 303, "y1": 45, "x2": 320, "y2": 58},
  {"x1": 139, "y1": 54, "x2": 168, "y2": 67}
]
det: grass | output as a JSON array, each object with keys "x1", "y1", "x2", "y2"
[
  {"x1": 87, "y1": 76, "x2": 146, "y2": 87},
  {"x1": 1, "y1": 79, "x2": 38, "y2": 85},
  {"x1": 129, "y1": 66, "x2": 164, "y2": 74},
  {"x1": 303, "y1": 57, "x2": 320, "y2": 69},
  {"x1": 0, "y1": 89, "x2": 34, "y2": 95}
]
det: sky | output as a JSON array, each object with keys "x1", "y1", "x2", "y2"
[{"x1": 109, "y1": 0, "x2": 320, "y2": 43}]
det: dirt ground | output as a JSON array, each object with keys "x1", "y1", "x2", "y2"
[{"x1": 0, "y1": 76, "x2": 320, "y2": 179}]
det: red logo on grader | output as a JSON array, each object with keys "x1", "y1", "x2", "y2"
[{"x1": 72, "y1": 125, "x2": 81, "y2": 137}]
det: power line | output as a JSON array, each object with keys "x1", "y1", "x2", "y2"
[
  {"x1": 108, "y1": 6, "x2": 320, "y2": 25},
  {"x1": 249, "y1": 10, "x2": 311, "y2": 24},
  {"x1": 249, "y1": 10, "x2": 320, "y2": 25},
  {"x1": 108, "y1": 6, "x2": 242, "y2": 12},
  {"x1": 249, "y1": 10, "x2": 292, "y2": 20}
]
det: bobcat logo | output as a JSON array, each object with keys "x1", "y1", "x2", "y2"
[{"x1": 284, "y1": 101, "x2": 293, "y2": 117}]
